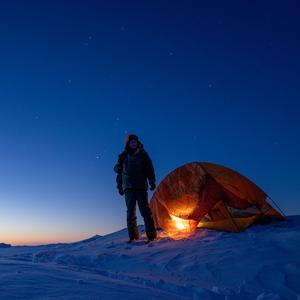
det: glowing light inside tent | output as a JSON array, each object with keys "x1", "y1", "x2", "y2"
[{"x1": 170, "y1": 214, "x2": 191, "y2": 232}]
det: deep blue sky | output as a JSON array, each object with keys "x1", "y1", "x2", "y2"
[{"x1": 0, "y1": 1, "x2": 299, "y2": 245}]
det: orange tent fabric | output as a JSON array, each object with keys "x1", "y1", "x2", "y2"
[{"x1": 149, "y1": 162, "x2": 283, "y2": 234}]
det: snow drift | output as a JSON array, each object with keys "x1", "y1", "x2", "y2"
[{"x1": 0, "y1": 217, "x2": 300, "y2": 299}]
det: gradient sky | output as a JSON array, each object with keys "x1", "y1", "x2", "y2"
[{"x1": 0, "y1": 1, "x2": 299, "y2": 245}]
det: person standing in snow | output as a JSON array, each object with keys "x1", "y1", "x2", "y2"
[{"x1": 113, "y1": 134, "x2": 157, "y2": 243}]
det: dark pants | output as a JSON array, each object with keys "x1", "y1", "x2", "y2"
[{"x1": 124, "y1": 189, "x2": 157, "y2": 240}]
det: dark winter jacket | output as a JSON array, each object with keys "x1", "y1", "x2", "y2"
[{"x1": 113, "y1": 146, "x2": 156, "y2": 191}]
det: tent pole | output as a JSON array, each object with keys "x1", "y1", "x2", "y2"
[{"x1": 267, "y1": 196, "x2": 286, "y2": 218}]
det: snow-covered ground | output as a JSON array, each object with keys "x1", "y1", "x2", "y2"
[{"x1": 1, "y1": 216, "x2": 300, "y2": 300}]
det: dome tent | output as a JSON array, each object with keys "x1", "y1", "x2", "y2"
[{"x1": 149, "y1": 162, "x2": 283, "y2": 235}]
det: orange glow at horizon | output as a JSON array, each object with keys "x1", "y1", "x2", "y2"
[
  {"x1": 0, "y1": 212, "x2": 113, "y2": 246},
  {"x1": 0, "y1": 225, "x2": 113, "y2": 246},
  {"x1": 0, "y1": 232, "x2": 92, "y2": 246}
]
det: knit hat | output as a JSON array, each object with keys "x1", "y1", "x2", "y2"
[{"x1": 124, "y1": 134, "x2": 139, "y2": 147}]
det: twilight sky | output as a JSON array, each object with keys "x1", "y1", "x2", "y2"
[{"x1": 0, "y1": 1, "x2": 299, "y2": 245}]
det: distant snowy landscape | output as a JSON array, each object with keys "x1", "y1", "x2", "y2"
[{"x1": 1, "y1": 216, "x2": 300, "y2": 300}]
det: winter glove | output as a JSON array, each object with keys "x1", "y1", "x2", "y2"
[
  {"x1": 149, "y1": 181, "x2": 156, "y2": 191},
  {"x1": 118, "y1": 188, "x2": 124, "y2": 196}
]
